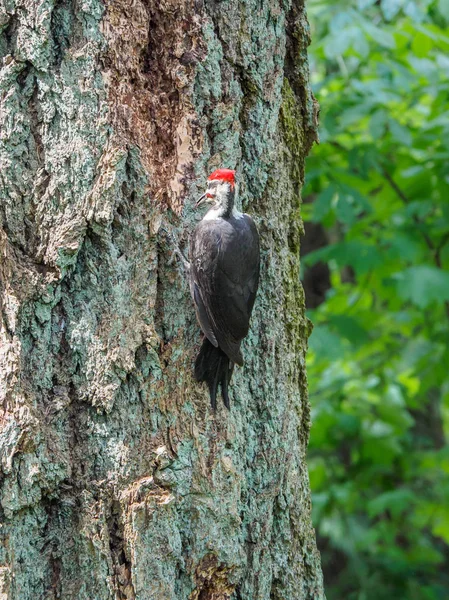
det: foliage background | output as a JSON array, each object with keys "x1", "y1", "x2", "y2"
[{"x1": 304, "y1": 1, "x2": 449, "y2": 598}]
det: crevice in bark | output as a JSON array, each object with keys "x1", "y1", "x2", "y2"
[
  {"x1": 60, "y1": 274, "x2": 92, "y2": 483},
  {"x1": 66, "y1": 384, "x2": 87, "y2": 482},
  {"x1": 21, "y1": 80, "x2": 45, "y2": 258},
  {"x1": 107, "y1": 500, "x2": 135, "y2": 600},
  {"x1": 0, "y1": 16, "x2": 17, "y2": 60},
  {"x1": 154, "y1": 244, "x2": 169, "y2": 346},
  {"x1": 234, "y1": 586, "x2": 244, "y2": 600},
  {"x1": 50, "y1": 0, "x2": 75, "y2": 67},
  {"x1": 42, "y1": 497, "x2": 63, "y2": 599},
  {"x1": 28, "y1": 79, "x2": 44, "y2": 162},
  {"x1": 15, "y1": 61, "x2": 32, "y2": 89},
  {"x1": 190, "y1": 554, "x2": 236, "y2": 600},
  {"x1": 237, "y1": 68, "x2": 259, "y2": 131}
]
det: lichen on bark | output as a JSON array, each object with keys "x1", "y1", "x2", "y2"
[{"x1": 0, "y1": 0, "x2": 324, "y2": 598}]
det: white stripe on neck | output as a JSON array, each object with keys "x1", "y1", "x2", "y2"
[{"x1": 202, "y1": 206, "x2": 244, "y2": 221}]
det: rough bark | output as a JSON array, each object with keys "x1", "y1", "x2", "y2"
[{"x1": 0, "y1": 0, "x2": 323, "y2": 597}]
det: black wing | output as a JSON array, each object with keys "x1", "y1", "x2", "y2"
[{"x1": 190, "y1": 214, "x2": 260, "y2": 365}]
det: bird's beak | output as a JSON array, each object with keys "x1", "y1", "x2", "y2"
[
  {"x1": 196, "y1": 193, "x2": 207, "y2": 208},
  {"x1": 196, "y1": 191, "x2": 216, "y2": 208}
]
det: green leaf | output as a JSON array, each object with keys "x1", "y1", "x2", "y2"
[
  {"x1": 308, "y1": 325, "x2": 345, "y2": 360},
  {"x1": 412, "y1": 31, "x2": 433, "y2": 57},
  {"x1": 369, "y1": 110, "x2": 388, "y2": 139},
  {"x1": 358, "y1": 0, "x2": 376, "y2": 9},
  {"x1": 381, "y1": 0, "x2": 404, "y2": 21},
  {"x1": 327, "y1": 315, "x2": 369, "y2": 345},
  {"x1": 368, "y1": 489, "x2": 416, "y2": 518},
  {"x1": 361, "y1": 21, "x2": 396, "y2": 48},
  {"x1": 393, "y1": 266, "x2": 449, "y2": 307},
  {"x1": 389, "y1": 119, "x2": 413, "y2": 146},
  {"x1": 305, "y1": 240, "x2": 382, "y2": 275},
  {"x1": 431, "y1": 509, "x2": 449, "y2": 544},
  {"x1": 335, "y1": 194, "x2": 357, "y2": 224},
  {"x1": 311, "y1": 185, "x2": 336, "y2": 222},
  {"x1": 323, "y1": 34, "x2": 351, "y2": 59}
]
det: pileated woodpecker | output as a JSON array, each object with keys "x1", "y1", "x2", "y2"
[{"x1": 188, "y1": 169, "x2": 260, "y2": 409}]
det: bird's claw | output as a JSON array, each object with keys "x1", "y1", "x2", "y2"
[
  {"x1": 159, "y1": 226, "x2": 190, "y2": 272},
  {"x1": 168, "y1": 246, "x2": 183, "y2": 267}
]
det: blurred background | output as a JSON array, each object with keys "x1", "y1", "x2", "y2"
[{"x1": 303, "y1": 1, "x2": 449, "y2": 598}]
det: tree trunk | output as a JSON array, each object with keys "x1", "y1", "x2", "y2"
[{"x1": 0, "y1": 0, "x2": 323, "y2": 597}]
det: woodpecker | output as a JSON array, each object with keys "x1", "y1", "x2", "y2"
[{"x1": 188, "y1": 169, "x2": 260, "y2": 409}]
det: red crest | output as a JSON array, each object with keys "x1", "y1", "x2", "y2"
[{"x1": 208, "y1": 169, "x2": 236, "y2": 184}]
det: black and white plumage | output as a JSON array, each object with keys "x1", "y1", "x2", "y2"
[{"x1": 189, "y1": 169, "x2": 260, "y2": 409}]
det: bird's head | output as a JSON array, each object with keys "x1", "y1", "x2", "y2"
[{"x1": 196, "y1": 169, "x2": 236, "y2": 211}]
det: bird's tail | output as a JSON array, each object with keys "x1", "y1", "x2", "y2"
[{"x1": 194, "y1": 338, "x2": 235, "y2": 410}]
